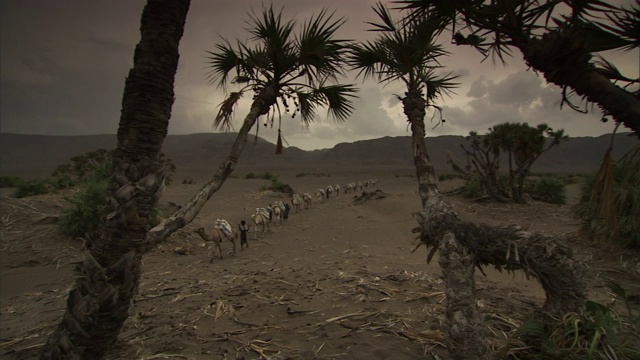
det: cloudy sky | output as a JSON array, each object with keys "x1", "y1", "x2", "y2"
[{"x1": 1, "y1": 1, "x2": 638, "y2": 150}]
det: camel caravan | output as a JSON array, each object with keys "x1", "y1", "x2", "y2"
[{"x1": 193, "y1": 179, "x2": 378, "y2": 261}]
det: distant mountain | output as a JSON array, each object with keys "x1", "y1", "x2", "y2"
[{"x1": 0, "y1": 132, "x2": 637, "y2": 177}]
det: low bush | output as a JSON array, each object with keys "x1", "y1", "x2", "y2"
[
  {"x1": 500, "y1": 281, "x2": 639, "y2": 359},
  {"x1": 529, "y1": 177, "x2": 567, "y2": 205},
  {"x1": 59, "y1": 177, "x2": 109, "y2": 239},
  {"x1": 0, "y1": 176, "x2": 25, "y2": 188},
  {"x1": 13, "y1": 178, "x2": 50, "y2": 198},
  {"x1": 462, "y1": 177, "x2": 483, "y2": 199},
  {"x1": 438, "y1": 173, "x2": 464, "y2": 181},
  {"x1": 259, "y1": 175, "x2": 294, "y2": 194},
  {"x1": 574, "y1": 151, "x2": 640, "y2": 248}
]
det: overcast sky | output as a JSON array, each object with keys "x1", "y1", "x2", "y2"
[{"x1": 1, "y1": 1, "x2": 638, "y2": 150}]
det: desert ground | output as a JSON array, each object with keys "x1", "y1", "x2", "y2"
[{"x1": 1, "y1": 169, "x2": 639, "y2": 359}]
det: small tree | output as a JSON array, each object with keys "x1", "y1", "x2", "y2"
[{"x1": 452, "y1": 122, "x2": 568, "y2": 203}]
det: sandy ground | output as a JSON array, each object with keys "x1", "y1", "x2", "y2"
[{"x1": 1, "y1": 171, "x2": 639, "y2": 359}]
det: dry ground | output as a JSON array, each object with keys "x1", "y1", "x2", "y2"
[{"x1": 1, "y1": 172, "x2": 639, "y2": 359}]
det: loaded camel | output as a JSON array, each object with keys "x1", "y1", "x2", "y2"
[
  {"x1": 251, "y1": 208, "x2": 271, "y2": 239},
  {"x1": 303, "y1": 193, "x2": 313, "y2": 209},
  {"x1": 270, "y1": 202, "x2": 283, "y2": 225},
  {"x1": 291, "y1": 194, "x2": 302, "y2": 212},
  {"x1": 194, "y1": 219, "x2": 237, "y2": 262}
]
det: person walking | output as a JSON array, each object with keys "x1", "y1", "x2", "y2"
[{"x1": 238, "y1": 220, "x2": 250, "y2": 250}]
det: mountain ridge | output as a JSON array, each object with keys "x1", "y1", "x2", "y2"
[{"x1": 0, "y1": 132, "x2": 636, "y2": 177}]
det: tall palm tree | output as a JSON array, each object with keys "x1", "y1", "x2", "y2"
[
  {"x1": 396, "y1": 0, "x2": 640, "y2": 137},
  {"x1": 41, "y1": 0, "x2": 190, "y2": 358},
  {"x1": 350, "y1": 4, "x2": 587, "y2": 359},
  {"x1": 206, "y1": 5, "x2": 356, "y2": 152},
  {"x1": 349, "y1": 3, "x2": 457, "y2": 208},
  {"x1": 349, "y1": 5, "x2": 493, "y2": 358}
]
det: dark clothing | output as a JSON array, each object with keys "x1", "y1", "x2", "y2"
[
  {"x1": 238, "y1": 223, "x2": 249, "y2": 249},
  {"x1": 283, "y1": 203, "x2": 291, "y2": 220}
]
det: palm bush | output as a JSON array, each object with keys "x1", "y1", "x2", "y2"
[
  {"x1": 575, "y1": 146, "x2": 640, "y2": 248},
  {"x1": 501, "y1": 282, "x2": 639, "y2": 359}
]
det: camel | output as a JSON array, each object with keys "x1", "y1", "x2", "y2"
[
  {"x1": 303, "y1": 193, "x2": 313, "y2": 209},
  {"x1": 326, "y1": 185, "x2": 333, "y2": 198},
  {"x1": 334, "y1": 184, "x2": 341, "y2": 195},
  {"x1": 251, "y1": 208, "x2": 271, "y2": 239},
  {"x1": 270, "y1": 202, "x2": 283, "y2": 225},
  {"x1": 291, "y1": 194, "x2": 302, "y2": 212},
  {"x1": 194, "y1": 225, "x2": 237, "y2": 262},
  {"x1": 316, "y1": 188, "x2": 326, "y2": 201}
]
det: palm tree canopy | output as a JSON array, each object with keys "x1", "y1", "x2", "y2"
[
  {"x1": 349, "y1": 2, "x2": 457, "y2": 103},
  {"x1": 395, "y1": 0, "x2": 639, "y2": 57},
  {"x1": 206, "y1": 5, "x2": 357, "y2": 130}
]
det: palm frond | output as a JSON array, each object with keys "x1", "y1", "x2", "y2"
[
  {"x1": 294, "y1": 90, "x2": 318, "y2": 125},
  {"x1": 312, "y1": 84, "x2": 358, "y2": 123},
  {"x1": 214, "y1": 91, "x2": 243, "y2": 131},
  {"x1": 246, "y1": 4, "x2": 295, "y2": 53},
  {"x1": 599, "y1": 0, "x2": 640, "y2": 51},
  {"x1": 367, "y1": 2, "x2": 397, "y2": 32},
  {"x1": 297, "y1": 9, "x2": 349, "y2": 86},
  {"x1": 205, "y1": 39, "x2": 241, "y2": 89}
]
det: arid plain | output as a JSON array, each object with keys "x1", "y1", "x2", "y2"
[{"x1": 1, "y1": 134, "x2": 639, "y2": 359}]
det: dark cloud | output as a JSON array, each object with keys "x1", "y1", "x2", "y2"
[{"x1": 1, "y1": 0, "x2": 635, "y2": 150}]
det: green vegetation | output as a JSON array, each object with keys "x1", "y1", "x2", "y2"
[
  {"x1": 528, "y1": 177, "x2": 567, "y2": 205},
  {"x1": 451, "y1": 122, "x2": 568, "y2": 203},
  {"x1": 0, "y1": 176, "x2": 25, "y2": 188},
  {"x1": 295, "y1": 172, "x2": 331, "y2": 178},
  {"x1": 13, "y1": 174, "x2": 77, "y2": 198},
  {"x1": 501, "y1": 281, "x2": 639, "y2": 359},
  {"x1": 245, "y1": 172, "x2": 277, "y2": 180},
  {"x1": 259, "y1": 175, "x2": 291, "y2": 193},
  {"x1": 462, "y1": 177, "x2": 484, "y2": 199},
  {"x1": 438, "y1": 173, "x2": 464, "y2": 181},
  {"x1": 575, "y1": 148, "x2": 640, "y2": 248},
  {"x1": 59, "y1": 173, "x2": 110, "y2": 239}
]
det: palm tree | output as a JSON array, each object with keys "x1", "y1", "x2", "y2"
[
  {"x1": 206, "y1": 5, "x2": 356, "y2": 152},
  {"x1": 349, "y1": 3, "x2": 457, "y2": 208},
  {"x1": 396, "y1": 0, "x2": 640, "y2": 137},
  {"x1": 350, "y1": 4, "x2": 587, "y2": 359},
  {"x1": 349, "y1": 5, "x2": 493, "y2": 358},
  {"x1": 41, "y1": 0, "x2": 190, "y2": 358}
]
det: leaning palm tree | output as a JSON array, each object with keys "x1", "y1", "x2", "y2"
[
  {"x1": 396, "y1": 0, "x2": 640, "y2": 137},
  {"x1": 206, "y1": 5, "x2": 356, "y2": 152},
  {"x1": 350, "y1": 4, "x2": 587, "y2": 359}
]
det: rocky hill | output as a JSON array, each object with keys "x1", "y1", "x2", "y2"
[{"x1": 0, "y1": 132, "x2": 636, "y2": 178}]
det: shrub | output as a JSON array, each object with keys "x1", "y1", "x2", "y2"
[
  {"x1": 500, "y1": 281, "x2": 639, "y2": 359},
  {"x1": 462, "y1": 177, "x2": 483, "y2": 199},
  {"x1": 259, "y1": 175, "x2": 291, "y2": 193},
  {"x1": 0, "y1": 176, "x2": 25, "y2": 188},
  {"x1": 574, "y1": 151, "x2": 640, "y2": 248},
  {"x1": 529, "y1": 177, "x2": 567, "y2": 205},
  {"x1": 13, "y1": 178, "x2": 50, "y2": 198},
  {"x1": 59, "y1": 176, "x2": 109, "y2": 239},
  {"x1": 439, "y1": 173, "x2": 465, "y2": 181}
]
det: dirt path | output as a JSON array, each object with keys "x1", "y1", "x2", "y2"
[{"x1": 1, "y1": 176, "x2": 638, "y2": 359}]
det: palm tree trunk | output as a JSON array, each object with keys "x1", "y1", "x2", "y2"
[
  {"x1": 519, "y1": 30, "x2": 640, "y2": 138},
  {"x1": 41, "y1": 1, "x2": 190, "y2": 358},
  {"x1": 142, "y1": 86, "x2": 279, "y2": 249},
  {"x1": 403, "y1": 91, "x2": 439, "y2": 207},
  {"x1": 403, "y1": 90, "x2": 492, "y2": 359}
]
